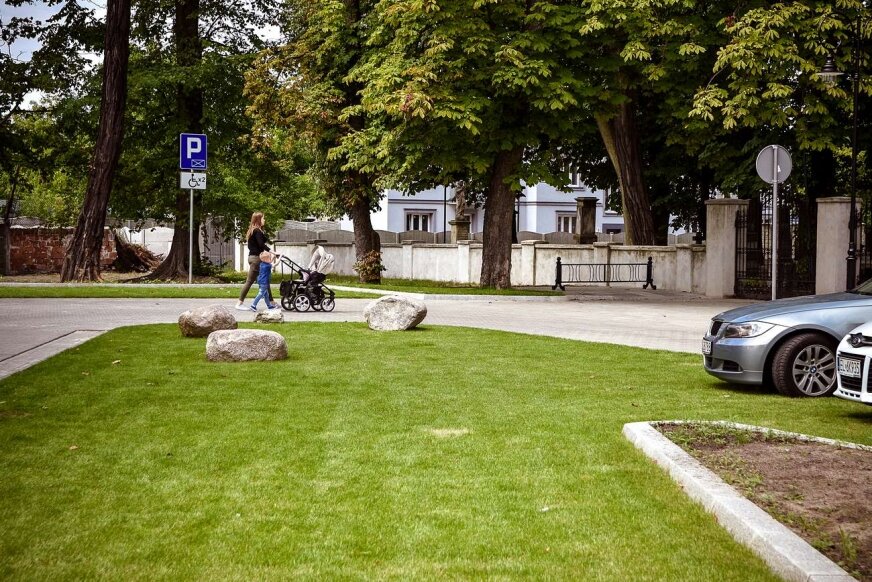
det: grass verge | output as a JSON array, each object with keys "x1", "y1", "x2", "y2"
[
  {"x1": 1, "y1": 323, "x2": 870, "y2": 579},
  {"x1": 216, "y1": 271, "x2": 562, "y2": 296},
  {"x1": 0, "y1": 285, "x2": 375, "y2": 300}
]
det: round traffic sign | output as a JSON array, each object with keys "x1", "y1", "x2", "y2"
[{"x1": 755, "y1": 145, "x2": 792, "y2": 184}]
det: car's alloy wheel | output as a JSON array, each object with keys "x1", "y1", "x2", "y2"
[{"x1": 771, "y1": 332, "x2": 838, "y2": 397}]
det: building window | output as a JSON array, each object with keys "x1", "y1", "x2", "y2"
[
  {"x1": 406, "y1": 212, "x2": 433, "y2": 232},
  {"x1": 557, "y1": 213, "x2": 577, "y2": 233},
  {"x1": 566, "y1": 164, "x2": 582, "y2": 187}
]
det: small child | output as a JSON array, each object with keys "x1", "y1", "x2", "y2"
[{"x1": 250, "y1": 251, "x2": 280, "y2": 311}]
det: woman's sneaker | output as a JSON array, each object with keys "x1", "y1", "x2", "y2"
[
  {"x1": 234, "y1": 303, "x2": 249, "y2": 311},
  {"x1": 249, "y1": 305, "x2": 258, "y2": 312}
]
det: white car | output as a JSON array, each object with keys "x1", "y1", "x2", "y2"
[{"x1": 835, "y1": 321, "x2": 872, "y2": 405}]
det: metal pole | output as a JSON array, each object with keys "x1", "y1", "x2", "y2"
[
  {"x1": 189, "y1": 186, "x2": 193, "y2": 284},
  {"x1": 771, "y1": 146, "x2": 778, "y2": 301},
  {"x1": 443, "y1": 185, "x2": 447, "y2": 243},
  {"x1": 847, "y1": 14, "x2": 861, "y2": 290}
]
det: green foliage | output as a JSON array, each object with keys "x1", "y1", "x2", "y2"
[
  {"x1": 688, "y1": 1, "x2": 872, "y2": 198},
  {"x1": 245, "y1": 1, "x2": 383, "y2": 213}
]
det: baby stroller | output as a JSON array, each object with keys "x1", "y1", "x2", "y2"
[{"x1": 277, "y1": 246, "x2": 336, "y2": 312}]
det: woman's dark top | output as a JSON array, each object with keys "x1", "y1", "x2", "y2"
[{"x1": 247, "y1": 229, "x2": 271, "y2": 256}]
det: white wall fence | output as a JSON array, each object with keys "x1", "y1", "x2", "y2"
[
  {"x1": 246, "y1": 240, "x2": 707, "y2": 293},
  {"x1": 233, "y1": 196, "x2": 854, "y2": 297}
]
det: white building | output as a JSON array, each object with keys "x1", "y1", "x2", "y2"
[{"x1": 340, "y1": 178, "x2": 624, "y2": 236}]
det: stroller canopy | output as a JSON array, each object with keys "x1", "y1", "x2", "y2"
[{"x1": 308, "y1": 245, "x2": 335, "y2": 275}]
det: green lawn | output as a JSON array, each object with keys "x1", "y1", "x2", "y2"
[
  {"x1": 1, "y1": 323, "x2": 869, "y2": 580},
  {"x1": 325, "y1": 275, "x2": 562, "y2": 296},
  {"x1": 0, "y1": 285, "x2": 375, "y2": 299},
  {"x1": 217, "y1": 271, "x2": 562, "y2": 296}
]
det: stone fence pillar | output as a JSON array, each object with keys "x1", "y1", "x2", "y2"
[
  {"x1": 519, "y1": 240, "x2": 542, "y2": 286},
  {"x1": 816, "y1": 197, "x2": 859, "y2": 294},
  {"x1": 456, "y1": 241, "x2": 471, "y2": 283},
  {"x1": 575, "y1": 197, "x2": 598, "y2": 244},
  {"x1": 705, "y1": 198, "x2": 748, "y2": 298},
  {"x1": 402, "y1": 240, "x2": 415, "y2": 279}
]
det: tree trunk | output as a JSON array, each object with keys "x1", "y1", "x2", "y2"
[
  {"x1": 595, "y1": 101, "x2": 655, "y2": 245},
  {"x1": 349, "y1": 194, "x2": 382, "y2": 283},
  {"x1": 148, "y1": 0, "x2": 203, "y2": 280},
  {"x1": 60, "y1": 0, "x2": 131, "y2": 282},
  {"x1": 2, "y1": 169, "x2": 18, "y2": 275},
  {"x1": 480, "y1": 147, "x2": 524, "y2": 289}
]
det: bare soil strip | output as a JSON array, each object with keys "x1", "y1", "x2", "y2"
[{"x1": 657, "y1": 423, "x2": 872, "y2": 581}]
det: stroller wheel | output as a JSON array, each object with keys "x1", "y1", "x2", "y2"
[
  {"x1": 293, "y1": 294, "x2": 311, "y2": 312},
  {"x1": 320, "y1": 297, "x2": 335, "y2": 312},
  {"x1": 281, "y1": 296, "x2": 294, "y2": 311}
]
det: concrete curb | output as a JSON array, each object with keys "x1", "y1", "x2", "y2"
[
  {"x1": 0, "y1": 330, "x2": 106, "y2": 381},
  {"x1": 623, "y1": 421, "x2": 858, "y2": 582}
]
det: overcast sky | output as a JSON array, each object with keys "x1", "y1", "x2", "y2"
[{"x1": 3, "y1": 1, "x2": 106, "y2": 61}]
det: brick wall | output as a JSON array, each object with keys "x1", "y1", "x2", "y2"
[{"x1": 7, "y1": 227, "x2": 116, "y2": 275}]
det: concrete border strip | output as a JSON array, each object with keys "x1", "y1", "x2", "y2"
[
  {"x1": 0, "y1": 330, "x2": 106, "y2": 381},
  {"x1": 623, "y1": 421, "x2": 858, "y2": 582}
]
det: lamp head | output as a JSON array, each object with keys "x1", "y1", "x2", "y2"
[{"x1": 817, "y1": 55, "x2": 844, "y2": 85}]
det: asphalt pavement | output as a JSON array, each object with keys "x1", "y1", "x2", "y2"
[{"x1": 0, "y1": 288, "x2": 751, "y2": 380}]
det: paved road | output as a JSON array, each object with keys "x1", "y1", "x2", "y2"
[{"x1": 0, "y1": 291, "x2": 751, "y2": 380}]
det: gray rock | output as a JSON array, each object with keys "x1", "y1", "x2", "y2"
[
  {"x1": 255, "y1": 309, "x2": 284, "y2": 324},
  {"x1": 178, "y1": 305, "x2": 238, "y2": 337},
  {"x1": 206, "y1": 329, "x2": 288, "y2": 362},
  {"x1": 363, "y1": 295, "x2": 427, "y2": 331}
]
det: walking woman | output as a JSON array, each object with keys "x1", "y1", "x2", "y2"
[{"x1": 236, "y1": 212, "x2": 278, "y2": 310}]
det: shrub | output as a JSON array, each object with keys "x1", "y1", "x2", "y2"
[{"x1": 353, "y1": 250, "x2": 386, "y2": 283}]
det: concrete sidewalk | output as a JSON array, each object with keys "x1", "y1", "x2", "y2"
[{"x1": 0, "y1": 292, "x2": 750, "y2": 380}]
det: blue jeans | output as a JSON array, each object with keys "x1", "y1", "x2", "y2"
[{"x1": 252, "y1": 284, "x2": 271, "y2": 309}]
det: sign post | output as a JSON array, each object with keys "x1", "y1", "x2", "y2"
[
  {"x1": 755, "y1": 145, "x2": 792, "y2": 301},
  {"x1": 179, "y1": 134, "x2": 208, "y2": 284}
]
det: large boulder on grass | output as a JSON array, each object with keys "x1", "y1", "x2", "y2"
[
  {"x1": 178, "y1": 305, "x2": 238, "y2": 337},
  {"x1": 206, "y1": 329, "x2": 288, "y2": 362},
  {"x1": 364, "y1": 295, "x2": 427, "y2": 331}
]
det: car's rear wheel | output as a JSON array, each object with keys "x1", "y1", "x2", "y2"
[{"x1": 771, "y1": 332, "x2": 838, "y2": 397}]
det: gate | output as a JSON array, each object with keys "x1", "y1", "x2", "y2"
[{"x1": 735, "y1": 193, "x2": 816, "y2": 300}]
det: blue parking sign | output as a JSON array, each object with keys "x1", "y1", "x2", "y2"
[{"x1": 180, "y1": 133, "x2": 207, "y2": 170}]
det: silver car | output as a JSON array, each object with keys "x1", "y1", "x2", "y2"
[{"x1": 703, "y1": 280, "x2": 872, "y2": 397}]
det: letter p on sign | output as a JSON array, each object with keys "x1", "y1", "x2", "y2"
[{"x1": 179, "y1": 133, "x2": 207, "y2": 170}]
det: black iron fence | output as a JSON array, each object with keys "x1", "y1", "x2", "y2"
[
  {"x1": 552, "y1": 257, "x2": 655, "y2": 290},
  {"x1": 735, "y1": 193, "x2": 816, "y2": 300}
]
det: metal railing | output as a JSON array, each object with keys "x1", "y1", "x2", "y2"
[{"x1": 552, "y1": 257, "x2": 656, "y2": 290}]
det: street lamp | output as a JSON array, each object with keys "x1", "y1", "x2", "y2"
[{"x1": 817, "y1": 16, "x2": 861, "y2": 290}]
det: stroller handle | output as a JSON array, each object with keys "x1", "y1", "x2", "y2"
[{"x1": 278, "y1": 256, "x2": 305, "y2": 271}]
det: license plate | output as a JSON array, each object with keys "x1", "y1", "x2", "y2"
[
  {"x1": 838, "y1": 357, "x2": 862, "y2": 378},
  {"x1": 702, "y1": 339, "x2": 712, "y2": 355}
]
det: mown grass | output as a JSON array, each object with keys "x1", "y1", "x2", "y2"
[
  {"x1": 216, "y1": 271, "x2": 561, "y2": 296},
  {"x1": 1, "y1": 323, "x2": 870, "y2": 580},
  {"x1": 0, "y1": 285, "x2": 375, "y2": 299}
]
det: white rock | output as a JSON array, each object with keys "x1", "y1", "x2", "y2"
[
  {"x1": 255, "y1": 309, "x2": 284, "y2": 324},
  {"x1": 178, "y1": 305, "x2": 238, "y2": 337},
  {"x1": 206, "y1": 329, "x2": 288, "y2": 362},
  {"x1": 363, "y1": 295, "x2": 427, "y2": 331}
]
